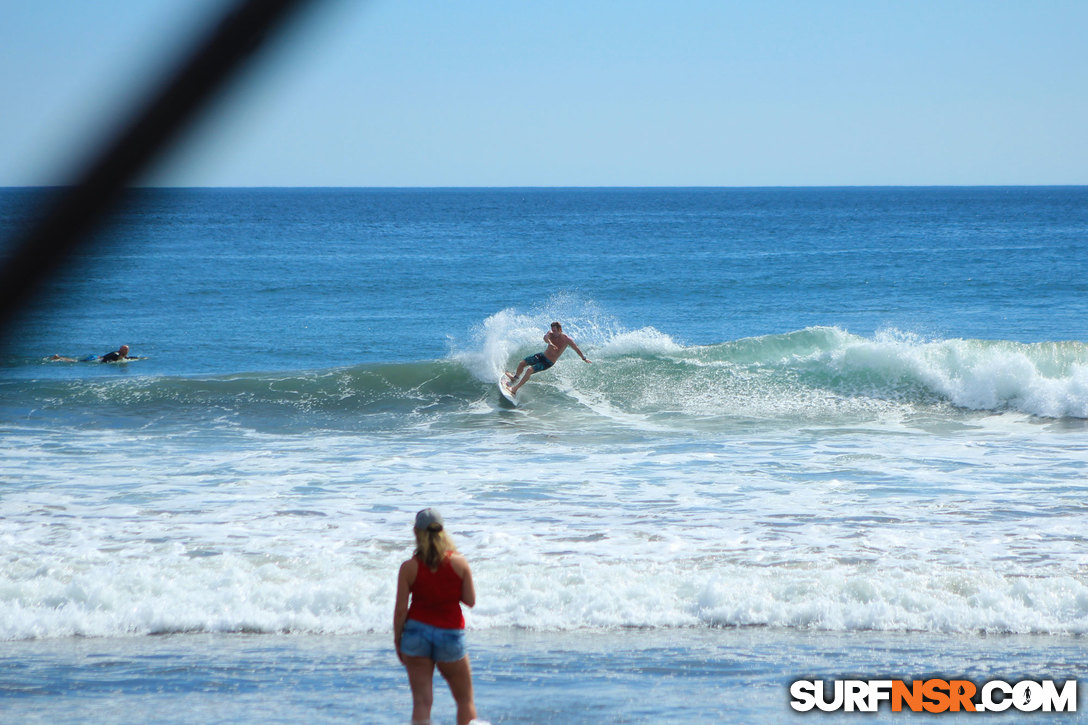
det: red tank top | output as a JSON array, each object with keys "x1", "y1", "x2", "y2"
[{"x1": 407, "y1": 552, "x2": 465, "y2": 629}]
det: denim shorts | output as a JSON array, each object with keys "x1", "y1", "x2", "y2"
[{"x1": 400, "y1": 619, "x2": 467, "y2": 662}]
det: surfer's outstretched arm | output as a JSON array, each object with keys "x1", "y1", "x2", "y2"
[{"x1": 568, "y1": 339, "x2": 591, "y2": 363}]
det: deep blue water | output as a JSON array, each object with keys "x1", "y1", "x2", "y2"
[{"x1": 3, "y1": 187, "x2": 1087, "y2": 377}]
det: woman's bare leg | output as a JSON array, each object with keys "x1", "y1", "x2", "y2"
[
  {"x1": 436, "y1": 656, "x2": 477, "y2": 725},
  {"x1": 403, "y1": 654, "x2": 436, "y2": 724}
]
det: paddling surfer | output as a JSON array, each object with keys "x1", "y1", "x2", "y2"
[
  {"x1": 98, "y1": 344, "x2": 134, "y2": 363},
  {"x1": 506, "y1": 321, "x2": 590, "y2": 394},
  {"x1": 49, "y1": 344, "x2": 138, "y2": 363}
]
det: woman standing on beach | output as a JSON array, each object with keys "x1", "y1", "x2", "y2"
[{"x1": 394, "y1": 508, "x2": 478, "y2": 725}]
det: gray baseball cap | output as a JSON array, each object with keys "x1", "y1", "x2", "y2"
[{"x1": 415, "y1": 508, "x2": 444, "y2": 531}]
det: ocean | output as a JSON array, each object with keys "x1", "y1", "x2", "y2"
[{"x1": 2, "y1": 187, "x2": 1087, "y2": 722}]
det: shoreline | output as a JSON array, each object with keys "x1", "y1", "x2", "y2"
[{"x1": 3, "y1": 627, "x2": 1085, "y2": 723}]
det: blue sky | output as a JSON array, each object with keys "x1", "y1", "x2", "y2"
[{"x1": 3, "y1": 0, "x2": 1086, "y2": 187}]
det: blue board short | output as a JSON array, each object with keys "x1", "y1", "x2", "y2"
[
  {"x1": 400, "y1": 619, "x2": 467, "y2": 662},
  {"x1": 524, "y1": 352, "x2": 554, "y2": 372}
]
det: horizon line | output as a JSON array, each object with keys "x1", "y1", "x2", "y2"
[{"x1": 4, "y1": 183, "x2": 1087, "y2": 191}]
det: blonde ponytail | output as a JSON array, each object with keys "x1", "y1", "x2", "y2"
[{"x1": 414, "y1": 523, "x2": 456, "y2": 569}]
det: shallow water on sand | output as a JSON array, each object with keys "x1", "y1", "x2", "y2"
[{"x1": 3, "y1": 629, "x2": 1086, "y2": 723}]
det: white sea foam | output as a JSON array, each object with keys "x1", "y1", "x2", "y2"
[
  {"x1": 450, "y1": 298, "x2": 681, "y2": 385},
  {"x1": 4, "y1": 524, "x2": 1088, "y2": 639},
  {"x1": 2, "y1": 417, "x2": 1087, "y2": 640},
  {"x1": 593, "y1": 327, "x2": 681, "y2": 357},
  {"x1": 451, "y1": 308, "x2": 542, "y2": 383},
  {"x1": 821, "y1": 330, "x2": 1088, "y2": 418}
]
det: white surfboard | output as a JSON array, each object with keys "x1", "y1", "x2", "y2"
[{"x1": 498, "y1": 375, "x2": 519, "y2": 406}]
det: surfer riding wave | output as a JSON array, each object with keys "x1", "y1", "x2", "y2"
[{"x1": 505, "y1": 321, "x2": 590, "y2": 394}]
